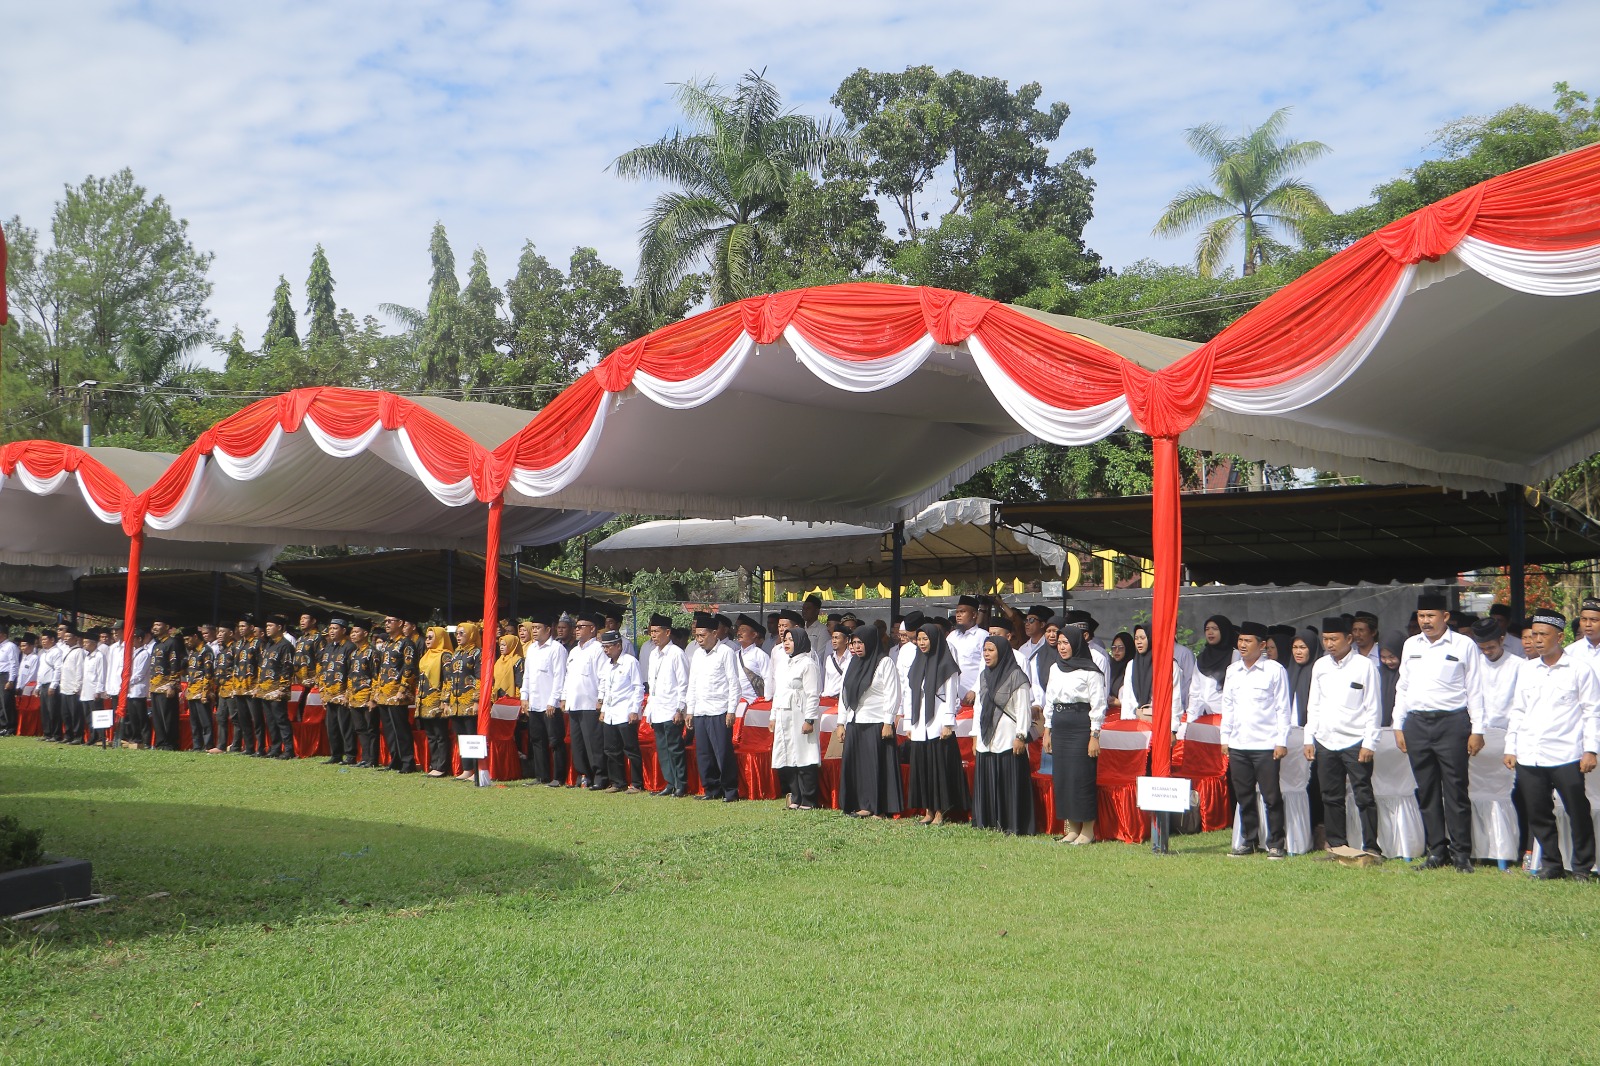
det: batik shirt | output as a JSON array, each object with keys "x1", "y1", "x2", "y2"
[
  {"x1": 373, "y1": 634, "x2": 418, "y2": 707},
  {"x1": 182, "y1": 645, "x2": 215, "y2": 702}
]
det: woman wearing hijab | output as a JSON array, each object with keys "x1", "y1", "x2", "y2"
[
  {"x1": 1107, "y1": 632, "x2": 1135, "y2": 714},
  {"x1": 905, "y1": 622, "x2": 969, "y2": 826},
  {"x1": 1043, "y1": 627, "x2": 1107, "y2": 844},
  {"x1": 1119, "y1": 623, "x2": 1181, "y2": 723},
  {"x1": 1287, "y1": 629, "x2": 1321, "y2": 727},
  {"x1": 447, "y1": 622, "x2": 483, "y2": 781},
  {"x1": 771, "y1": 627, "x2": 822, "y2": 809},
  {"x1": 1378, "y1": 631, "x2": 1406, "y2": 727},
  {"x1": 838, "y1": 625, "x2": 904, "y2": 818},
  {"x1": 971, "y1": 634, "x2": 1036, "y2": 835},
  {"x1": 1188, "y1": 615, "x2": 1237, "y2": 721},
  {"x1": 416, "y1": 625, "x2": 454, "y2": 778},
  {"x1": 1265, "y1": 627, "x2": 1295, "y2": 665}
]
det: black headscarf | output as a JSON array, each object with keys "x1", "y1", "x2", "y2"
[
  {"x1": 1288, "y1": 628, "x2": 1321, "y2": 726},
  {"x1": 1266, "y1": 630, "x2": 1295, "y2": 667},
  {"x1": 1032, "y1": 625, "x2": 1062, "y2": 690},
  {"x1": 907, "y1": 623, "x2": 959, "y2": 726},
  {"x1": 842, "y1": 624, "x2": 886, "y2": 712},
  {"x1": 1056, "y1": 626, "x2": 1099, "y2": 677},
  {"x1": 1109, "y1": 631, "x2": 1135, "y2": 693},
  {"x1": 786, "y1": 626, "x2": 812, "y2": 657},
  {"x1": 980, "y1": 634, "x2": 1029, "y2": 747},
  {"x1": 1379, "y1": 631, "x2": 1406, "y2": 727},
  {"x1": 1128, "y1": 623, "x2": 1154, "y2": 706},
  {"x1": 1195, "y1": 614, "x2": 1237, "y2": 687}
]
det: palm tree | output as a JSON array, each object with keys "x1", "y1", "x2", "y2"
[
  {"x1": 1153, "y1": 108, "x2": 1331, "y2": 276},
  {"x1": 613, "y1": 70, "x2": 854, "y2": 310}
]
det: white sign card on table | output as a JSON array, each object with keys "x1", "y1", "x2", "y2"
[
  {"x1": 91, "y1": 709, "x2": 115, "y2": 730},
  {"x1": 1137, "y1": 776, "x2": 1193, "y2": 813},
  {"x1": 457, "y1": 734, "x2": 488, "y2": 759}
]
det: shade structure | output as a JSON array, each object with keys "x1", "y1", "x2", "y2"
[
  {"x1": 273, "y1": 549, "x2": 628, "y2": 622},
  {"x1": 1003, "y1": 485, "x2": 1600, "y2": 586},
  {"x1": 589, "y1": 496, "x2": 1067, "y2": 590},
  {"x1": 17, "y1": 569, "x2": 372, "y2": 628}
]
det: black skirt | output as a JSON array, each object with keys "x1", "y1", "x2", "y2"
[
  {"x1": 972, "y1": 750, "x2": 1036, "y2": 836},
  {"x1": 1051, "y1": 706, "x2": 1098, "y2": 823},
  {"x1": 909, "y1": 733, "x2": 970, "y2": 814},
  {"x1": 840, "y1": 723, "x2": 905, "y2": 816}
]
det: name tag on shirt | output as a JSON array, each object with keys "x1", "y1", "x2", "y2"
[
  {"x1": 1444, "y1": 655, "x2": 1459, "y2": 663},
  {"x1": 1344, "y1": 682, "x2": 1364, "y2": 710}
]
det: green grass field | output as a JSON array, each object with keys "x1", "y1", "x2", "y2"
[{"x1": 2, "y1": 740, "x2": 1597, "y2": 1065}]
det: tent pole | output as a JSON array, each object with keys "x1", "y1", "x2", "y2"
[
  {"x1": 1148, "y1": 435, "x2": 1184, "y2": 853},
  {"x1": 71, "y1": 576, "x2": 81, "y2": 628},
  {"x1": 510, "y1": 551, "x2": 520, "y2": 624},
  {"x1": 890, "y1": 521, "x2": 905, "y2": 633},
  {"x1": 446, "y1": 549, "x2": 455, "y2": 623},
  {"x1": 476, "y1": 496, "x2": 503, "y2": 768},
  {"x1": 580, "y1": 535, "x2": 589, "y2": 614},
  {"x1": 1507, "y1": 483, "x2": 1526, "y2": 623},
  {"x1": 254, "y1": 567, "x2": 263, "y2": 620},
  {"x1": 118, "y1": 530, "x2": 144, "y2": 727},
  {"x1": 211, "y1": 570, "x2": 222, "y2": 631},
  {"x1": 630, "y1": 592, "x2": 638, "y2": 650}
]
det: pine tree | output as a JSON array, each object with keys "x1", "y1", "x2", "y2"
[
  {"x1": 305, "y1": 244, "x2": 338, "y2": 348},
  {"x1": 458, "y1": 247, "x2": 504, "y2": 392},
  {"x1": 263, "y1": 275, "x2": 299, "y2": 349},
  {"x1": 419, "y1": 223, "x2": 461, "y2": 387}
]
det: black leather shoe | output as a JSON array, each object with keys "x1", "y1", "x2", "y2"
[
  {"x1": 1573, "y1": 870, "x2": 1592, "y2": 883},
  {"x1": 1419, "y1": 855, "x2": 1449, "y2": 870},
  {"x1": 1266, "y1": 847, "x2": 1287, "y2": 860},
  {"x1": 1537, "y1": 864, "x2": 1567, "y2": 880},
  {"x1": 1453, "y1": 858, "x2": 1475, "y2": 874},
  {"x1": 1227, "y1": 845, "x2": 1255, "y2": 858}
]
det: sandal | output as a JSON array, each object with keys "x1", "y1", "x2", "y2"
[
  {"x1": 426, "y1": 770, "x2": 445, "y2": 778},
  {"x1": 786, "y1": 802, "x2": 801, "y2": 810}
]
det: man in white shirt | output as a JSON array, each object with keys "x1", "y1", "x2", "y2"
[
  {"x1": 644, "y1": 612, "x2": 690, "y2": 797},
  {"x1": 687, "y1": 611, "x2": 741, "y2": 801},
  {"x1": 1303, "y1": 616, "x2": 1382, "y2": 854},
  {"x1": 122, "y1": 628, "x2": 153, "y2": 750},
  {"x1": 946, "y1": 595, "x2": 987, "y2": 706},
  {"x1": 1222, "y1": 620, "x2": 1292, "y2": 859},
  {"x1": 519, "y1": 612, "x2": 569, "y2": 786},
  {"x1": 1564, "y1": 597, "x2": 1600, "y2": 674},
  {"x1": 79, "y1": 631, "x2": 108, "y2": 744},
  {"x1": 1488, "y1": 604, "x2": 1525, "y2": 658},
  {"x1": 0, "y1": 624, "x2": 19, "y2": 736},
  {"x1": 801, "y1": 595, "x2": 828, "y2": 668},
  {"x1": 56, "y1": 629, "x2": 85, "y2": 742},
  {"x1": 597, "y1": 629, "x2": 645, "y2": 792},
  {"x1": 16, "y1": 633, "x2": 38, "y2": 698},
  {"x1": 1507, "y1": 609, "x2": 1600, "y2": 881},
  {"x1": 1351, "y1": 611, "x2": 1383, "y2": 673},
  {"x1": 733, "y1": 615, "x2": 770, "y2": 707},
  {"x1": 35, "y1": 633, "x2": 61, "y2": 741},
  {"x1": 1394, "y1": 590, "x2": 1486, "y2": 872},
  {"x1": 820, "y1": 627, "x2": 851, "y2": 700},
  {"x1": 560, "y1": 613, "x2": 608, "y2": 790},
  {"x1": 1472, "y1": 617, "x2": 1522, "y2": 733}
]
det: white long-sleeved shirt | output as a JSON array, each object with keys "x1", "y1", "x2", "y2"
[
  {"x1": 123, "y1": 644, "x2": 152, "y2": 700},
  {"x1": 1044, "y1": 663, "x2": 1109, "y2": 732},
  {"x1": 839, "y1": 658, "x2": 901, "y2": 726},
  {"x1": 81, "y1": 647, "x2": 107, "y2": 701},
  {"x1": 1219, "y1": 657, "x2": 1292, "y2": 750},
  {"x1": 57, "y1": 645, "x2": 85, "y2": 697},
  {"x1": 903, "y1": 671, "x2": 960, "y2": 742},
  {"x1": 1394, "y1": 629, "x2": 1485, "y2": 734},
  {"x1": 37, "y1": 644, "x2": 62, "y2": 688},
  {"x1": 560, "y1": 638, "x2": 606, "y2": 710},
  {"x1": 803, "y1": 621, "x2": 829, "y2": 665},
  {"x1": 971, "y1": 673, "x2": 1032, "y2": 754},
  {"x1": 1507, "y1": 649, "x2": 1600, "y2": 767},
  {"x1": 1503, "y1": 632, "x2": 1526, "y2": 658},
  {"x1": 733, "y1": 641, "x2": 770, "y2": 704},
  {"x1": 820, "y1": 647, "x2": 850, "y2": 699},
  {"x1": 520, "y1": 638, "x2": 567, "y2": 711},
  {"x1": 645, "y1": 641, "x2": 688, "y2": 723},
  {"x1": 104, "y1": 642, "x2": 125, "y2": 697},
  {"x1": 1119, "y1": 658, "x2": 1183, "y2": 723},
  {"x1": 1564, "y1": 634, "x2": 1600, "y2": 673},
  {"x1": 0, "y1": 639, "x2": 19, "y2": 682},
  {"x1": 17, "y1": 651, "x2": 39, "y2": 690},
  {"x1": 597, "y1": 654, "x2": 644, "y2": 725},
  {"x1": 1304, "y1": 648, "x2": 1382, "y2": 752},
  {"x1": 1173, "y1": 642, "x2": 1196, "y2": 712},
  {"x1": 946, "y1": 626, "x2": 986, "y2": 699},
  {"x1": 1476, "y1": 649, "x2": 1523, "y2": 731},
  {"x1": 687, "y1": 641, "x2": 741, "y2": 718}
]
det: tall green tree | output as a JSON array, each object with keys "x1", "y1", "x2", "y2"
[
  {"x1": 418, "y1": 222, "x2": 462, "y2": 387},
  {"x1": 613, "y1": 70, "x2": 854, "y2": 310},
  {"x1": 262, "y1": 275, "x2": 299, "y2": 349},
  {"x1": 1153, "y1": 108, "x2": 1331, "y2": 276},
  {"x1": 305, "y1": 244, "x2": 339, "y2": 349},
  {"x1": 459, "y1": 247, "x2": 505, "y2": 393}
]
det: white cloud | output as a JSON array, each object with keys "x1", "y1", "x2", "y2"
[{"x1": 4, "y1": 0, "x2": 1596, "y2": 358}]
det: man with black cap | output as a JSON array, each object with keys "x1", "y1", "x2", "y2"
[
  {"x1": 687, "y1": 611, "x2": 741, "y2": 801},
  {"x1": 258, "y1": 616, "x2": 298, "y2": 759},
  {"x1": 295, "y1": 611, "x2": 326, "y2": 698},
  {"x1": 317, "y1": 618, "x2": 354, "y2": 765},
  {"x1": 232, "y1": 616, "x2": 264, "y2": 755},
  {"x1": 35, "y1": 631, "x2": 60, "y2": 742},
  {"x1": 182, "y1": 628, "x2": 219, "y2": 753},
  {"x1": 1471, "y1": 614, "x2": 1525, "y2": 865},
  {"x1": 117, "y1": 625, "x2": 153, "y2": 749},
  {"x1": 1507, "y1": 608, "x2": 1600, "y2": 880},
  {"x1": 519, "y1": 612, "x2": 568, "y2": 785},
  {"x1": 146, "y1": 616, "x2": 184, "y2": 751},
  {"x1": 597, "y1": 629, "x2": 645, "y2": 792},
  {"x1": 1303, "y1": 616, "x2": 1382, "y2": 854},
  {"x1": 733, "y1": 615, "x2": 770, "y2": 705},
  {"x1": 1395, "y1": 589, "x2": 1486, "y2": 871},
  {"x1": 0, "y1": 623, "x2": 18, "y2": 736},
  {"x1": 644, "y1": 612, "x2": 689, "y2": 797},
  {"x1": 561, "y1": 612, "x2": 608, "y2": 789},
  {"x1": 1222, "y1": 621, "x2": 1292, "y2": 859},
  {"x1": 1020, "y1": 604, "x2": 1054, "y2": 677},
  {"x1": 947, "y1": 595, "x2": 987, "y2": 707},
  {"x1": 345, "y1": 620, "x2": 376, "y2": 767},
  {"x1": 1349, "y1": 611, "x2": 1381, "y2": 672},
  {"x1": 56, "y1": 628, "x2": 85, "y2": 742},
  {"x1": 1564, "y1": 598, "x2": 1600, "y2": 673}
]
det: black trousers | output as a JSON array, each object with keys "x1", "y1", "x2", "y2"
[
  {"x1": 693, "y1": 713, "x2": 738, "y2": 799},
  {"x1": 262, "y1": 698, "x2": 292, "y2": 756},
  {"x1": 189, "y1": 700, "x2": 218, "y2": 751},
  {"x1": 228, "y1": 696, "x2": 255, "y2": 752},
  {"x1": 379, "y1": 704, "x2": 415, "y2": 770},
  {"x1": 325, "y1": 702, "x2": 355, "y2": 761},
  {"x1": 1230, "y1": 748, "x2": 1285, "y2": 850},
  {"x1": 452, "y1": 715, "x2": 479, "y2": 775},
  {"x1": 1402, "y1": 710, "x2": 1473, "y2": 862},
  {"x1": 521, "y1": 710, "x2": 549, "y2": 781},
  {"x1": 0, "y1": 677, "x2": 13, "y2": 733},
  {"x1": 652, "y1": 717, "x2": 687, "y2": 795},
  {"x1": 39, "y1": 687, "x2": 60, "y2": 739},
  {"x1": 568, "y1": 708, "x2": 606, "y2": 787},
  {"x1": 1316, "y1": 741, "x2": 1377, "y2": 851},
  {"x1": 150, "y1": 692, "x2": 180, "y2": 750},
  {"x1": 777, "y1": 764, "x2": 820, "y2": 807},
  {"x1": 602, "y1": 719, "x2": 643, "y2": 788},
  {"x1": 1519, "y1": 761, "x2": 1595, "y2": 875},
  {"x1": 421, "y1": 717, "x2": 453, "y2": 773},
  {"x1": 354, "y1": 705, "x2": 381, "y2": 765},
  {"x1": 121, "y1": 697, "x2": 148, "y2": 746},
  {"x1": 245, "y1": 697, "x2": 269, "y2": 753}
]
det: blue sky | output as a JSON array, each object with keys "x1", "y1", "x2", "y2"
[{"x1": 5, "y1": 1, "x2": 1598, "y2": 351}]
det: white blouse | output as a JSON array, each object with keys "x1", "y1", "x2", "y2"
[
  {"x1": 839, "y1": 658, "x2": 901, "y2": 725},
  {"x1": 902, "y1": 672, "x2": 960, "y2": 742},
  {"x1": 971, "y1": 673, "x2": 1033, "y2": 754},
  {"x1": 1043, "y1": 664, "x2": 1108, "y2": 731}
]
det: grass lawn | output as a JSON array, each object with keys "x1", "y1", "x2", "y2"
[{"x1": 2, "y1": 740, "x2": 1597, "y2": 1065}]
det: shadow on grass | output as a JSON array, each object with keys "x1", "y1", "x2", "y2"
[
  {"x1": 0, "y1": 762, "x2": 140, "y2": 795},
  {"x1": 0, "y1": 796, "x2": 593, "y2": 949}
]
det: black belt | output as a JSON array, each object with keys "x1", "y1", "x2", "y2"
[
  {"x1": 1411, "y1": 707, "x2": 1467, "y2": 716},
  {"x1": 1051, "y1": 701, "x2": 1090, "y2": 713}
]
